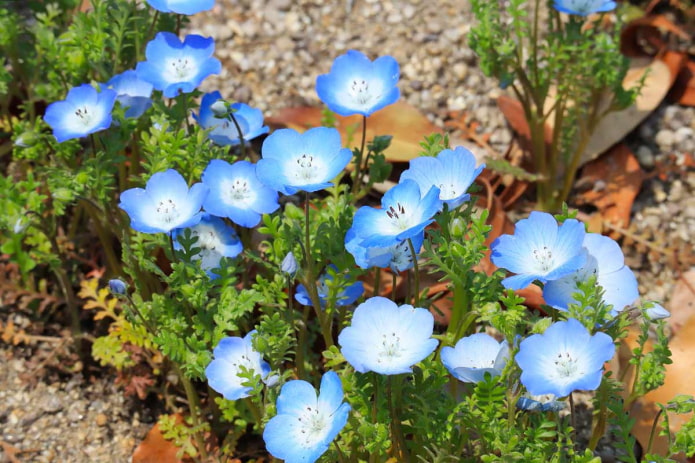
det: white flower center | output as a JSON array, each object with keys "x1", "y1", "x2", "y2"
[
  {"x1": 167, "y1": 57, "x2": 196, "y2": 81},
  {"x1": 390, "y1": 241, "x2": 414, "y2": 271},
  {"x1": 553, "y1": 351, "x2": 581, "y2": 378},
  {"x1": 376, "y1": 331, "x2": 403, "y2": 364},
  {"x1": 294, "y1": 404, "x2": 331, "y2": 448},
  {"x1": 532, "y1": 246, "x2": 554, "y2": 273},
  {"x1": 223, "y1": 178, "x2": 252, "y2": 204},
  {"x1": 291, "y1": 154, "x2": 321, "y2": 182},
  {"x1": 438, "y1": 182, "x2": 458, "y2": 200},
  {"x1": 155, "y1": 198, "x2": 181, "y2": 224},
  {"x1": 385, "y1": 202, "x2": 414, "y2": 232},
  {"x1": 349, "y1": 78, "x2": 375, "y2": 106},
  {"x1": 73, "y1": 106, "x2": 94, "y2": 127}
]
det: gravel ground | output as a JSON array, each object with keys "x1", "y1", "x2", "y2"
[{"x1": 1, "y1": 0, "x2": 693, "y2": 461}]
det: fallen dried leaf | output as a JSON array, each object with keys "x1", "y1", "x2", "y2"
[
  {"x1": 621, "y1": 14, "x2": 690, "y2": 57},
  {"x1": 132, "y1": 416, "x2": 185, "y2": 463}
]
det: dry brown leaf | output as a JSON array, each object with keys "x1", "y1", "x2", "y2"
[
  {"x1": 132, "y1": 416, "x2": 184, "y2": 463},
  {"x1": 671, "y1": 60, "x2": 695, "y2": 106},
  {"x1": 496, "y1": 95, "x2": 554, "y2": 151},
  {"x1": 621, "y1": 15, "x2": 691, "y2": 57}
]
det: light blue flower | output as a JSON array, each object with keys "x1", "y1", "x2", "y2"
[
  {"x1": 400, "y1": 146, "x2": 485, "y2": 209},
  {"x1": 338, "y1": 296, "x2": 439, "y2": 375},
  {"x1": 106, "y1": 70, "x2": 154, "y2": 119},
  {"x1": 44, "y1": 84, "x2": 117, "y2": 142},
  {"x1": 281, "y1": 251, "x2": 299, "y2": 276},
  {"x1": 644, "y1": 303, "x2": 670, "y2": 321},
  {"x1": 205, "y1": 331, "x2": 271, "y2": 400},
  {"x1": 172, "y1": 213, "x2": 243, "y2": 278},
  {"x1": 347, "y1": 180, "x2": 441, "y2": 248},
  {"x1": 263, "y1": 371, "x2": 350, "y2": 463},
  {"x1": 145, "y1": 0, "x2": 215, "y2": 15},
  {"x1": 295, "y1": 265, "x2": 364, "y2": 308},
  {"x1": 136, "y1": 32, "x2": 221, "y2": 98},
  {"x1": 543, "y1": 233, "x2": 638, "y2": 316},
  {"x1": 552, "y1": 0, "x2": 616, "y2": 16},
  {"x1": 201, "y1": 159, "x2": 279, "y2": 228},
  {"x1": 345, "y1": 228, "x2": 424, "y2": 273},
  {"x1": 490, "y1": 211, "x2": 587, "y2": 290},
  {"x1": 441, "y1": 333, "x2": 509, "y2": 383},
  {"x1": 515, "y1": 318, "x2": 615, "y2": 397},
  {"x1": 194, "y1": 91, "x2": 269, "y2": 145},
  {"x1": 256, "y1": 127, "x2": 352, "y2": 195},
  {"x1": 316, "y1": 50, "x2": 400, "y2": 117},
  {"x1": 108, "y1": 279, "x2": 127, "y2": 295},
  {"x1": 118, "y1": 169, "x2": 208, "y2": 234},
  {"x1": 516, "y1": 394, "x2": 566, "y2": 413}
]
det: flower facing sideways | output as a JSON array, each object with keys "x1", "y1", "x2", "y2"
[
  {"x1": 44, "y1": 84, "x2": 117, "y2": 143},
  {"x1": 205, "y1": 331, "x2": 271, "y2": 400},
  {"x1": 515, "y1": 318, "x2": 615, "y2": 398},
  {"x1": 106, "y1": 70, "x2": 153, "y2": 119},
  {"x1": 194, "y1": 91, "x2": 269, "y2": 145},
  {"x1": 441, "y1": 333, "x2": 509, "y2": 383},
  {"x1": 345, "y1": 228, "x2": 424, "y2": 273},
  {"x1": 119, "y1": 169, "x2": 208, "y2": 234},
  {"x1": 145, "y1": 0, "x2": 214, "y2": 15},
  {"x1": 552, "y1": 0, "x2": 616, "y2": 16},
  {"x1": 256, "y1": 127, "x2": 352, "y2": 195},
  {"x1": 338, "y1": 296, "x2": 439, "y2": 375},
  {"x1": 490, "y1": 211, "x2": 586, "y2": 290},
  {"x1": 263, "y1": 371, "x2": 351, "y2": 463},
  {"x1": 316, "y1": 50, "x2": 400, "y2": 117},
  {"x1": 136, "y1": 32, "x2": 221, "y2": 98},
  {"x1": 295, "y1": 265, "x2": 364, "y2": 308}
]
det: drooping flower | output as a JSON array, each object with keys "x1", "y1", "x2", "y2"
[
  {"x1": 345, "y1": 228, "x2": 424, "y2": 273},
  {"x1": 338, "y1": 296, "x2": 439, "y2": 375},
  {"x1": 172, "y1": 213, "x2": 243, "y2": 278},
  {"x1": 516, "y1": 394, "x2": 565, "y2": 413},
  {"x1": 106, "y1": 70, "x2": 154, "y2": 119},
  {"x1": 108, "y1": 279, "x2": 127, "y2": 295},
  {"x1": 295, "y1": 265, "x2": 364, "y2": 308},
  {"x1": 136, "y1": 32, "x2": 221, "y2": 98},
  {"x1": 201, "y1": 159, "x2": 279, "y2": 228},
  {"x1": 543, "y1": 233, "x2": 639, "y2": 316},
  {"x1": 256, "y1": 127, "x2": 352, "y2": 195},
  {"x1": 205, "y1": 331, "x2": 272, "y2": 400},
  {"x1": 194, "y1": 91, "x2": 269, "y2": 145},
  {"x1": 316, "y1": 50, "x2": 400, "y2": 117},
  {"x1": 400, "y1": 146, "x2": 485, "y2": 209},
  {"x1": 44, "y1": 84, "x2": 117, "y2": 142},
  {"x1": 552, "y1": 0, "x2": 616, "y2": 16},
  {"x1": 281, "y1": 251, "x2": 299, "y2": 277},
  {"x1": 347, "y1": 180, "x2": 441, "y2": 248},
  {"x1": 491, "y1": 211, "x2": 587, "y2": 290},
  {"x1": 119, "y1": 169, "x2": 208, "y2": 234},
  {"x1": 441, "y1": 333, "x2": 510, "y2": 383},
  {"x1": 145, "y1": 0, "x2": 215, "y2": 15},
  {"x1": 515, "y1": 318, "x2": 615, "y2": 397},
  {"x1": 263, "y1": 371, "x2": 351, "y2": 463},
  {"x1": 644, "y1": 303, "x2": 670, "y2": 321}
]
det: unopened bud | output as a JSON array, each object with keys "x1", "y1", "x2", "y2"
[
  {"x1": 644, "y1": 303, "x2": 670, "y2": 321},
  {"x1": 211, "y1": 99, "x2": 229, "y2": 118},
  {"x1": 450, "y1": 217, "x2": 465, "y2": 238},
  {"x1": 281, "y1": 251, "x2": 298, "y2": 276},
  {"x1": 14, "y1": 131, "x2": 38, "y2": 148},
  {"x1": 13, "y1": 217, "x2": 29, "y2": 234},
  {"x1": 108, "y1": 278, "x2": 127, "y2": 295}
]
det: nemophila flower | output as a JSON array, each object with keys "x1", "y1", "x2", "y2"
[
  {"x1": 295, "y1": 265, "x2": 364, "y2": 307},
  {"x1": 119, "y1": 169, "x2": 208, "y2": 234},
  {"x1": 644, "y1": 303, "x2": 670, "y2": 321},
  {"x1": 44, "y1": 84, "x2": 117, "y2": 142},
  {"x1": 256, "y1": 127, "x2": 352, "y2": 195},
  {"x1": 490, "y1": 211, "x2": 587, "y2": 290},
  {"x1": 552, "y1": 0, "x2": 616, "y2": 16},
  {"x1": 136, "y1": 32, "x2": 221, "y2": 98},
  {"x1": 145, "y1": 0, "x2": 214, "y2": 15},
  {"x1": 264, "y1": 371, "x2": 350, "y2": 463},
  {"x1": 515, "y1": 318, "x2": 615, "y2": 397},
  {"x1": 543, "y1": 233, "x2": 639, "y2": 316},
  {"x1": 345, "y1": 228, "x2": 424, "y2": 273},
  {"x1": 516, "y1": 394, "x2": 565, "y2": 413},
  {"x1": 281, "y1": 251, "x2": 299, "y2": 276},
  {"x1": 205, "y1": 331, "x2": 271, "y2": 400},
  {"x1": 108, "y1": 279, "x2": 127, "y2": 296},
  {"x1": 441, "y1": 333, "x2": 510, "y2": 383},
  {"x1": 172, "y1": 214, "x2": 243, "y2": 278},
  {"x1": 347, "y1": 180, "x2": 441, "y2": 248},
  {"x1": 201, "y1": 159, "x2": 279, "y2": 228},
  {"x1": 400, "y1": 146, "x2": 485, "y2": 210},
  {"x1": 106, "y1": 70, "x2": 154, "y2": 119},
  {"x1": 338, "y1": 296, "x2": 439, "y2": 375},
  {"x1": 194, "y1": 91, "x2": 269, "y2": 145},
  {"x1": 316, "y1": 50, "x2": 400, "y2": 117}
]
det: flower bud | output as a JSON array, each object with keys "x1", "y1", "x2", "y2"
[
  {"x1": 14, "y1": 131, "x2": 38, "y2": 148},
  {"x1": 210, "y1": 99, "x2": 229, "y2": 118},
  {"x1": 644, "y1": 303, "x2": 670, "y2": 321},
  {"x1": 108, "y1": 278, "x2": 127, "y2": 295},
  {"x1": 13, "y1": 217, "x2": 29, "y2": 234},
  {"x1": 450, "y1": 217, "x2": 465, "y2": 238},
  {"x1": 281, "y1": 251, "x2": 298, "y2": 276}
]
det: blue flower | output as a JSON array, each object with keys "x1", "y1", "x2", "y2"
[
  {"x1": 108, "y1": 279, "x2": 127, "y2": 295},
  {"x1": 44, "y1": 84, "x2": 117, "y2": 142},
  {"x1": 263, "y1": 371, "x2": 350, "y2": 463},
  {"x1": 136, "y1": 32, "x2": 221, "y2": 98},
  {"x1": 515, "y1": 318, "x2": 615, "y2": 397},
  {"x1": 644, "y1": 303, "x2": 670, "y2": 321},
  {"x1": 347, "y1": 180, "x2": 441, "y2": 248},
  {"x1": 106, "y1": 70, "x2": 153, "y2": 119},
  {"x1": 552, "y1": 0, "x2": 616, "y2": 16},
  {"x1": 295, "y1": 265, "x2": 364, "y2": 308},
  {"x1": 205, "y1": 331, "x2": 272, "y2": 401},
  {"x1": 441, "y1": 333, "x2": 509, "y2": 383},
  {"x1": 490, "y1": 211, "x2": 587, "y2": 290},
  {"x1": 201, "y1": 159, "x2": 279, "y2": 228},
  {"x1": 543, "y1": 233, "x2": 638, "y2": 316},
  {"x1": 145, "y1": 0, "x2": 215, "y2": 15},
  {"x1": 516, "y1": 394, "x2": 566, "y2": 413},
  {"x1": 172, "y1": 213, "x2": 243, "y2": 278},
  {"x1": 194, "y1": 91, "x2": 269, "y2": 145},
  {"x1": 400, "y1": 146, "x2": 485, "y2": 209},
  {"x1": 316, "y1": 50, "x2": 400, "y2": 117},
  {"x1": 119, "y1": 169, "x2": 208, "y2": 234},
  {"x1": 281, "y1": 252, "x2": 299, "y2": 276},
  {"x1": 338, "y1": 296, "x2": 439, "y2": 375},
  {"x1": 345, "y1": 228, "x2": 424, "y2": 273},
  {"x1": 256, "y1": 127, "x2": 352, "y2": 195}
]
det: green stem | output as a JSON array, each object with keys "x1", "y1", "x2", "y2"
[
  {"x1": 295, "y1": 304, "x2": 310, "y2": 379},
  {"x1": 391, "y1": 271, "x2": 397, "y2": 301},
  {"x1": 387, "y1": 376, "x2": 409, "y2": 462},
  {"x1": 146, "y1": 10, "x2": 160, "y2": 41},
  {"x1": 646, "y1": 407, "x2": 664, "y2": 456},
  {"x1": 407, "y1": 238, "x2": 420, "y2": 306},
  {"x1": 351, "y1": 115, "x2": 367, "y2": 195},
  {"x1": 373, "y1": 267, "x2": 381, "y2": 297},
  {"x1": 228, "y1": 111, "x2": 247, "y2": 160},
  {"x1": 176, "y1": 365, "x2": 209, "y2": 462}
]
